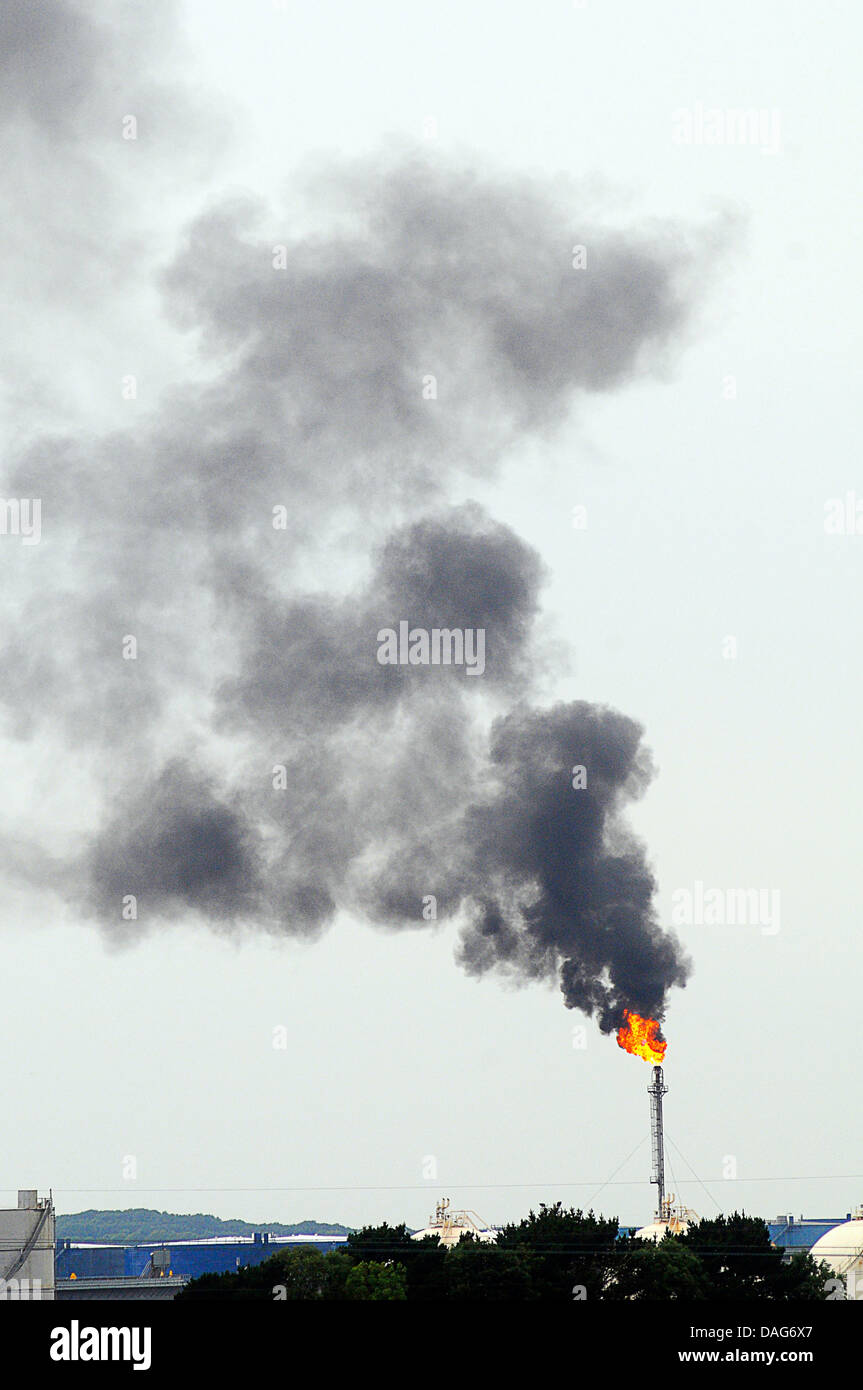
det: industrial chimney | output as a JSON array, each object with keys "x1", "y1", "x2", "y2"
[{"x1": 648, "y1": 1065, "x2": 668, "y2": 1220}]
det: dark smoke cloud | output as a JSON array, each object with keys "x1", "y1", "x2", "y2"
[
  {"x1": 218, "y1": 503, "x2": 545, "y2": 737},
  {"x1": 454, "y1": 703, "x2": 690, "y2": 1030},
  {"x1": 87, "y1": 760, "x2": 266, "y2": 929},
  {"x1": 0, "y1": 5, "x2": 708, "y2": 1026},
  {"x1": 6, "y1": 154, "x2": 701, "y2": 737},
  {"x1": 0, "y1": 0, "x2": 103, "y2": 131},
  {"x1": 0, "y1": 0, "x2": 214, "y2": 146}
]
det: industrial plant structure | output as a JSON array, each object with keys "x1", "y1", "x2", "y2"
[
  {"x1": 627, "y1": 1067, "x2": 862, "y2": 1298},
  {"x1": 631, "y1": 1065, "x2": 700, "y2": 1241},
  {"x1": 0, "y1": 1190, "x2": 55, "y2": 1299},
  {"x1": 411, "y1": 1198, "x2": 497, "y2": 1247}
]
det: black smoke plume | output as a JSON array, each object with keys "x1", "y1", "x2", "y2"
[{"x1": 0, "y1": 6, "x2": 705, "y2": 1028}]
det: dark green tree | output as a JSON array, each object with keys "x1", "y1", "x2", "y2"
[
  {"x1": 344, "y1": 1221, "x2": 416, "y2": 1263},
  {"x1": 344, "y1": 1223, "x2": 448, "y2": 1300},
  {"x1": 605, "y1": 1233, "x2": 710, "y2": 1301},
  {"x1": 495, "y1": 1202, "x2": 619, "y2": 1301},
  {"x1": 679, "y1": 1213, "x2": 829, "y2": 1301},
  {"x1": 270, "y1": 1246, "x2": 353, "y2": 1300},
  {"x1": 345, "y1": 1260, "x2": 408, "y2": 1300},
  {"x1": 176, "y1": 1256, "x2": 279, "y2": 1301},
  {"x1": 444, "y1": 1234, "x2": 536, "y2": 1300}
]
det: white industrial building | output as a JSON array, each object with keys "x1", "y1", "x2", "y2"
[
  {"x1": 411, "y1": 1197, "x2": 497, "y2": 1247},
  {"x1": 0, "y1": 1190, "x2": 55, "y2": 1300},
  {"x1": 634, "y1": 1193, "x2": 700, "y2": 1243}
]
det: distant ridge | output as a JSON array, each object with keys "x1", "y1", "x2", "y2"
[{"x1": 56, "y1": 1209, "x2": 352, "y2": 1245}]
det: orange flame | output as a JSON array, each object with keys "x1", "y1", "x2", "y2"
[{"x1": 616, "y1": 1009, "x2": 667, "y2": 1065}]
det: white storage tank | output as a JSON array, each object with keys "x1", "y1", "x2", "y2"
[
  {"x1": 0, "y1": 1190, "x2": 55, "y2": 1300},
  {"x1": 810, "y1": 1207, "x2": 863, "y2": 1299},
  {"x1": 635, "y1": 1195, "x2": 699, "y2": 1243}
]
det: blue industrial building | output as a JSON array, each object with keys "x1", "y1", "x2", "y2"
[
  {"x1": 56, "y1": 1232, "x2": 348, "y2": 1282},
  {"x1": 767, "y1": 1216, "x2": 848, "y2": 1254}
]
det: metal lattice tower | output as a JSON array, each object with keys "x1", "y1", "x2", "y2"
[{"x1": 648, "y1": 1065, "x2": 668, "y2": 1219}]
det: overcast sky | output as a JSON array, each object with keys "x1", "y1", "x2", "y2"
[{"x1": 1, "y1": 0, "x2": 861, "y2": 1233}]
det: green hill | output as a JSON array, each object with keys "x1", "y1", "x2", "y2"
[{"x1": 56, "y1": 1209, "x2": 352, "y2": 1245}]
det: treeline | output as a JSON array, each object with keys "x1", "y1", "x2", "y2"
[
  {"x1": 56, "y1": 1209, "x2": 351, "y2": 1245},
  {"x1": 176, "y1": 1203, "x2": 830, "y2": 1301}
]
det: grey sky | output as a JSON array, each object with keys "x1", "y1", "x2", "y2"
[{"x1": 1, "y1": 1, "x2": 860, "y2": 1231}]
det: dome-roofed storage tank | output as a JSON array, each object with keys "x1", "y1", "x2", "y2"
[{"x1": 810, "y1": 1207, "x2": 863, "y2": 1298}]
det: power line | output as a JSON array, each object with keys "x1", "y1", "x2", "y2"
[
  {"x1": 25, "y1": 1172, "x2": 863, "y2": 1195},
  {"x1": 585, "y1": 1134, "x2": 648, "y2": 1209},
  {"x1": 667, "y1": 1136, "x2": 723, "y2": 1213},
  {"x1": 666, "y1": 1141, "x2": 681, "y2": 1208}
]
